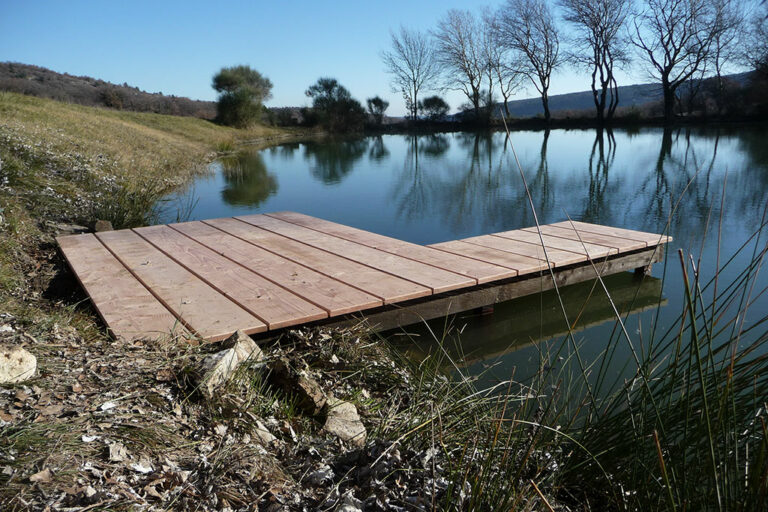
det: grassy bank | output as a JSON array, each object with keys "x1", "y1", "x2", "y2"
[{"x1": 0, "y1": 91, "x2": 300, "y2": 328}]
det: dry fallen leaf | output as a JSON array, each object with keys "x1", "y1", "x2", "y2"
[
  {"x1": 29, "y1": 468, "x2": 53, "y2": 483},
  {"x1": 108, "y1": 443, "x2": 128, "y2": 462}
]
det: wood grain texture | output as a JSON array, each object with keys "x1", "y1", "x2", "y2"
[
  {"x1": 96, "y1": 229, "x2": 266, "y2": 341},
  {"x1": 57, "y1": 234, "x2": 184, "y2": 341},
  {"x1": 428, "y1": 241, "x2": 548, "y2": 274},
  {"x1": 267, "y1": 211, "x2": 513, "y2": 284},
  {"x1": 169, "y1": 221, "x2": 382, "y2": 315},
  {"x1": 461, "y1": 234, "x2": 584, "y2": 267},
  {"x1": 549, "y1": 221, "x2": 672, "y2": 246},
  {"x1": 237, "y1": 214, "x2": 475, "y2": 294},
  {"x1": 521, "y1": 225, "x2": 647, "y2": 252},
  {"x1": 203, "y1": 217, "x2": 431, "y2": 303},
  {"x1": 134, "y1": 225, "x2": 327, "y2": 329},
  {"x1": 492, "y1": 229, "x2": 618, "y2": 259}
]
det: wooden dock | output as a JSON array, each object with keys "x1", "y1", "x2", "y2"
[{"x1": 57, "y1": 212, "x2": 671, "y2": 342}]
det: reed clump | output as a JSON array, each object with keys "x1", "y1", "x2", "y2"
[{"x1": 376, "y1": 219, "x2": 768, "y2": 510}]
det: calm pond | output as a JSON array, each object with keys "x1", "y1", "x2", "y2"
[{"x1": 160, "y1": 126, "x2": 768, "y2": 386}]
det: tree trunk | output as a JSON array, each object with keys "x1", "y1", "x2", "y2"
[
  {"x1": 663, "y1": 83, "x2": 675, "y2": 125},
  {"x1": 541, "y1": 93, "x2": 551, "y2": 123}
]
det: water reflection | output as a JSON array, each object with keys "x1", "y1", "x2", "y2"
[
  {"x1": 303, "y1": 139, "x2": 369, "y2": 184},
  {"x1": 219, "y1": 152, "x2": 278, "y2": 207},
  {"x1": 165, "y1": 125, "x2": 768, "y2": 384},
  {"x1": 368, "y1": 136, "x2": 390, "y2": 162}
]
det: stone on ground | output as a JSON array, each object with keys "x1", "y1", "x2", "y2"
[
  {"x1": 0, "y1": 345, "x2": 36, "y2": 384},
  {"x1": 199, "y1": 330, "x2": 263, "y2": 398},
  {"x1": 268, "y1": 358, "x2": 327, "y2": 415},
  {"x1": 323, "y1": 398, "x2": 366, "y2": 448}
]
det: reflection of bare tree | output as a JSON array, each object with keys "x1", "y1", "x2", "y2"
[
  {"x1": 582, "y1": 129, "x2": 615, "y2": 223},
  {"x1": 635, "y1": 127, "x2": 726, "y2": 236},
  {"x1": 368, "y1": 136, "x2": 390, "y2": 162},
  {"x1": 391, "y1": 135, "x2": 430, "y2": 221}
]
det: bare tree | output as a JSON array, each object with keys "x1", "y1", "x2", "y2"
[
  {"x1": 498, "y1": 0, "x2": 562, "y2": 123},
  {"x1": 483, "y1": 8, "x2": 525, "y2": 118},
  {"x1": 743, "y1": 1, "x2": 768, "y2": 77},
  {"x1": 708, "y1": 0, "x2": 744, "y2": 113},
  {"x1": 381, "y1": 26, "x2": 441, "y2": 121},
  {"x1": 433, "y1": 10, "x2": 487, "y2": 120},
  {"x1": 560, "y1": 0, "x2": 632, "y2": 123},
  {"x1": 632, "y1": 0, "x2": 719, "y2": 123}
]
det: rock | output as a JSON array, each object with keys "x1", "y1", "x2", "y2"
[
  {"x1": 0, "y1": 345, "x2": 36, "y2": 384},
  {"x1": 29, "y1": 468, "x2": 53, "y2": 483},
  {"x1": 323, "y1": 398, "x2": 366, "y2": 448},
  {"x1": 108, "y1": 442, "x2": 128, "y2": 462},
  {"x1": 199, "y1": 330, "x2": 263, "y2": 398},
  {"x1": 253, "y1": 420, "x2": 277, "y2": 445},
  {"x1": 268, "y1": 358, "x2": 327, "y2": 415},
  {"x1": 91, "y1": 219, "x2": 113, "y2": 232}
]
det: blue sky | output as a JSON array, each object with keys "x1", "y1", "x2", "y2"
[{"x1": 2, "y1": 0, "x2": 666, "y2": 115}]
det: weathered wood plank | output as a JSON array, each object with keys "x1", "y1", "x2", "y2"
[
  {"x1": 521, "y1": 225, "x2": 647, "y2": 252},
  {"x1": 267, "y1": 211, "x2": 514, "y2": 284},
  {"x1": 460, "y1": 234, "x2": 584, "y2": 266},
  {"x1": 236, "y1": 214, "x2": 474, "y2": 294},
  {"x1": 134, "y1": 225, "x2": 327, "y2": 329},
  {"x1": 428, "y1": 240, "x2": 548, "y2": 274},
  {"x1": 96, "y1": 229, "x2": 266, "y2": 341},
  {"x1": 325, "y1": 247, "x2": 665, "y2": 332},
  {"x1": 493, "y1": 229, "x2": 618, "y2": 258},
  {"x1": 170, "y1": 221, "x2": 382, "y2": 316},
  {"x1": 203, "y1": 217, "x2": 431, "y2": 303},
  {"x1": 57, "y1": 234, "x2": 185, "y2": 341},
  {"x1": 549, "y1": 220, "x2": 672, "y2": 246}
]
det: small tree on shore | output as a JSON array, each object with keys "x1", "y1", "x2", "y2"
[
  {"x1": 418, "y1": 95, "x2": 450, "y2": 121},
  {"x1": 305, "y1": 78, "x2": 366, "y2": 133},
  {"x1": 366, "y1": 96, "x2": 389, "y2": 125},
  {"x1": 212, "y1": 65, "x2": 273, "y2": 127}
]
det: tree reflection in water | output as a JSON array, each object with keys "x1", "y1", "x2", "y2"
[
  {"x1": 219, "y1": 151, "x2": 278, "y2": 207},
  {"x1": 303, "y1": 139, "x2": 369, "y2": 184}
]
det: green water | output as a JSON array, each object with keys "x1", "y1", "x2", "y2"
[{"x1": 160, "y1": 126, "x2": 768, "y2": 384}]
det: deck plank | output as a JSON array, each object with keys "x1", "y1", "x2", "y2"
[
  {"x1": 548, "y1": 221, "x2": 672, "y2": 246},
  {"x1": 96, "y1": 229, "x2": 266, "y2": 341},
  {"x1": 134, "y1": 225, "x2": 327, "y2": 329},
  {"x1": 237, "y1": 214, "x2": 475, "y2": 294},
  {"x1": 428, "y1": 241, "x2": 549, "y2": 274},
  {"x1": 57, "y1": 234, "x2": 184, "y2": 341},
  {"x1": 170, "y1": 221, "x2": 382, "y2": 316},
  {"x1": 203, "y1": 217, "x2": 431, "y2": 303},
  {"x1": 521, "y1": 225, "x2": 647, "y2": 252},
  {"x1": 462, "y1": 234, "x2": 584, "y2": 267},
  {"x1": 493, "y1": 229, "x2": 618, "y2": 259},
  {"x1": 267, "y1": 211, "x2": 514, "y2": 284}
]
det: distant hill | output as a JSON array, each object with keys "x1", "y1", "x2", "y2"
[
  {"x1": 494, "y1": 72, "x2": 752, "y2": 118},
  {"x1": 0, "y1": 62, "x2": 217, "y2": 119}
]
